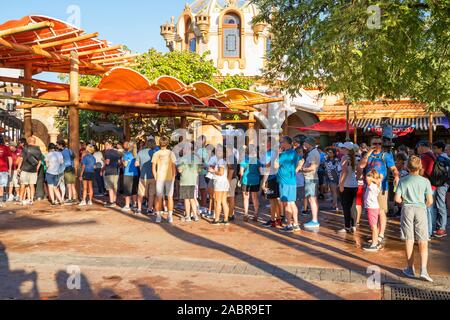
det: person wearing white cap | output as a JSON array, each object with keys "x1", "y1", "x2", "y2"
[{"x1": 338, "y1": 142, "x2": 359, "y2": 233}]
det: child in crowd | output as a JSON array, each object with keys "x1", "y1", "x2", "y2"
[
  {"x1": 79, "y1": 145, "x2": 96, "y2": 206},
  {"x1": 363, "y1": 170, "x2": 382, "y2": 252},
  {"x1": 395, "y1": 156, "x2": 434, "y2": 282}
]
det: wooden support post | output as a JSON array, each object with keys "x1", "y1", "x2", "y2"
[
  {"x1": 353, "y1": 111, "x2": 358, "y2": 144},
  {"x1": 429, "y1": 113, "x2": 433, "y2": 144},
  {"x1": 248, "y1": 112, "x2": 255, "y2": 130},
  {"x1": 68, "y1": 51, "x2": 80, "y2": 178},
  {"x1": 180, "y1": 116, "x2": 188, "y2": 129},
  {"x1": 345, "y1": 103, "x2": 350, "y2": 142},
  {"x1": 123, "y1": 118, "x2": 131, "y2": 141},
  {"x1": 23, "y1": 63, "x2": 33, "y2": 138}
]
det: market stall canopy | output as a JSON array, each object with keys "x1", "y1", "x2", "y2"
[
  {"x1": 0, "y1": 15, "x2": 134, "y2": 74},
  {"x1": 296, "y1": 119, "x2": 354, "y2": 133}
]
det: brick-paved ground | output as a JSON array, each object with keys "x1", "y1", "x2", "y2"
[{"x1": 0, "y1": 195, "x2": 449, "y2": 300}]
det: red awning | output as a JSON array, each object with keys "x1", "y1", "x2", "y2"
[{"x1": 296, "y1": 119, "x2": 355, "y2": 132}]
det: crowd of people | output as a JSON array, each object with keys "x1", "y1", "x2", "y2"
[{"x1": 0, "y1": 133, "x2": 449, "y2": 282}]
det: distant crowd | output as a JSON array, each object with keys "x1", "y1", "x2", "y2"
[{"x1": 0, "y1": 133, "x2": 449, "y2": 283}]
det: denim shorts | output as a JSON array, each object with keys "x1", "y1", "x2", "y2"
[
  {"x1": 0, "y1": 172, "x2": 8, "y2": 187},
  {"x1": 305, "y1": 179, "x2": 319, "y2": 198},
  {"x1": 46, "y1": 173, "x2": 59, "y2": 186},
  {"x1": 279, "y1": 184, "x2": 297, "y2": 203}
]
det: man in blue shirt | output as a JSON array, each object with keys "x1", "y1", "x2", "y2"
[
  {"x1": 360, "y1": 136, "x2": 399, "y2": 244},
  {"x1": 57, "y1": 140, "x2": 77, "y2": 205},
  {"x1": 275, "y1": 136, "x2": 303, "y2": 232}
]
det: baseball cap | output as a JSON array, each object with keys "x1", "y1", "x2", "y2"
[
  {"x1": 8, "y1": 141, "x2": 17, "y2": 147},
  {"x1": 343, "y1": 142, "x2": 354, "y2": 150},
  {"x1": 304, "y1": 137, "x2": 317, "y2": 146},
  {"x1": 416, "y1": 140, "x2": 430, "y2": 148}
]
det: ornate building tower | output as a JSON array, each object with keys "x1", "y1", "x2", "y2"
[{"x1": 161, "y1": 0, "x2": 270, "y2": 77}]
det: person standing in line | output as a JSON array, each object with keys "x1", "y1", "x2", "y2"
[
  {"x1": 261, "y1": 138, "x2": 283, "y2": 229},
  {"x1": 359, "y1": 136, "x2": 399, "y2": 245},
  {"x1": 45, "y1": 143, "x2": 64, "y2": 206},
  {"x1": 300, "y1": 137, "x2": 322, "y2": 229},
  {"x1": 56, "y1": 146, "x2": 66, "y2": 202},
  {"x1": 152, "y1": 136, "x2": 177, "y2": 223},
  {"x1": 363, "y1": 170, "x2": 382, "y2": 252},
  {"x1": 178, "y1": 142, "x2": 201, "y2": 222},
  {"x1": 17, "y1": 136, "x2": 42, "y2": 206},
  {"x1": 295, "y1": 146, "x2": 307, "y2": 215},
  {"x1": 57, "y1": 140, "x2": 77, "y2": 205},
  {"x1": 102, "y1": 140, "x2": 122, "y2": 208},
  {"x1": 93, "y1": 145, "x2": 105, "y2": 196},
  {"x1": 136, "y1": 138, "x2": 157, "y2": 215},
  {"x1": 275, "y1": 136, "x2": 303, "y2": 233},
  {"x1": 0, "y1": 135, "x2": 12, "y2": 207},
  {"x1": 395, "y1": 156, "x2": 434, "y2": 282},
  {"x1": 196, "y1": 136, "x2": 210, "y2": 214},
  {"x1": 324, "y1": 147, "x2": 341, "y2": 211},
  {"x1": 225, "y1": 144, "x2": 238, "y2": 222},
  {"x1": 121, "y1": 142, "x2": 139, "y2": 213},
  {"x1": 79, "y1": 145, "x2": 96, "y2": 206},
  {"x1": 240, "y1": 145, "x2": 263, "y2": 222},
  {"x1": 210, "y1": 145, "x2": 230, "y2": 225},
  {"x1": 338, "y1": 142, "x2": 359, "y2": 234},
  {"x1": 6, "y1": 141, "x2": 21, "y2": 202},
  {"x1": 431, "y1": 141, "x2": 449, "y2": 238}
]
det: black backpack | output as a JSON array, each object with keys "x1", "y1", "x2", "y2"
[{"x1": 430, "y1": 156, "x2": 450, "y2": 187}]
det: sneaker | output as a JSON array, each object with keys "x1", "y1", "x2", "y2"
[
  {"x1": 135, "y1": 209, "x2": 143, "y2": 215},
  {"x1": 221, "y1": 220, "x2": 230, "y2": 226},
  {"x1": 182, "y1": 216, "x2": 192, "y2": 222},
  {"x1": 229, "y1": 215, "x2": 235, "y2": 222},
  {"x1": 0, "y1": 202, "x2": 4, "y2": 208},
  {"x1": 156, "y1": 213, "x2": 162, "y2": 223},
  {"x1": 276, "y1": 219, "x2": 283, "y2": 227},
  {"x1": 434, "y1": 229, "x2": 447, "y2": 238},
  {"x1": 363, "y1": 243, "x2": 381, "y2": 252},
  {"x1": 301, "y1": 210, "x2": 311, "y2": 216},
  {"x1": 105, "y1": 203, "x2": 116, "y2": 208},
  {"x1": 262, "y1": 220, "x2": 273, "y2": 228},
  {"x1": 337, "y1": 228, "x2": 349, "y2": 234},
  {"x1": 168, "y1": 213, "x2": 174, "y2": 224},
  {"x1": 292, "y1": 225, "x2": 301, "y2": 232},
  {"x1": 211, "y1": 220, "x2": 221, "y2": 226},
  {"x1": 50, "y1": 201, "x2": 58, "y2": 207},
  {"x1": 7, "y1": 195, "x2": 14, "y2": 202},
  {"x1": 79, "y1": 201, "x2": 87, "y2": 206},
  {"x1": 304, "y1": 221, "x2": 320, "y2": 229},
  {"x1": 121, "y1": 206, "x2": 131, "y2": 213},
  {"x1": 64, "y1": 200, "x2": 73, "y2": 206},
  {"x1": 193, "y1": 216, "x2": 200, "y2": 222},
  {"x1": 351, "y1": 227, "x2": 357, "y2": 233},
  {"x1": 402, "y1": 267, "x2": 416, "y2": 279},
  {"x1": 87, "y1": 201, "x2": 93, "y2": 206},
  {"x1": 420, "y1": 271, "x2": 434, "y2": 283},
  {"x1": 281, "y1": 225, "x2": 294, "y2": 233},
  {"x1": 146, "y1": 209, "x2": 154, "y2": 216}
]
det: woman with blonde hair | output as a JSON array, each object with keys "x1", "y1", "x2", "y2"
[
  {"x1": 79, "y1": 145, "x2": 96, "y2": 206},
  {"x1": 209, "y1": 144, "x2": 230, "y2": 225}
]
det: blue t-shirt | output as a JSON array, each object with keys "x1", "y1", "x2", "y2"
[
  {"x1": 81, "y1": 154, "x2": 96, "y2": 173},
  {"x1": 277, "y1": 149, "x2": 302, "y2": 186},
  {"x1": 136, "y1": 148, "x2": 156, "y2": 179},
  {"x1": 61, "y1": 148, "x2": 74, "y2": 168},
  {"x1": 240, "y1": 156, "x2": 262, "y2": 186},
  {"x1": 123, "y1": 151, "x2": 139, "y2": 177},
  {"x1": 364, "y1": 152, "x2": 395, "y2": 191},
  {"x1": 262, "y1": 150, "x2": 277, "y2": 181}
]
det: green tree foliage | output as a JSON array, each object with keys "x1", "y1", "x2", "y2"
[
  {"x1": 55, "y1": 49, "x2": 253, "y2": 140},
  {"x1": 253, "y1": 0, "x2": 450, "y2": 115}
]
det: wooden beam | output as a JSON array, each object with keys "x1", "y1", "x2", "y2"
[
  {"x1": 23, "y1": 63, "x2": 33, "y2": 138},
  {"x1": 91, "y1": 54, "x2": 137, "y2": 64},
  {"x1": 69, "y1": 50, "x2": 80, "y2": 179},
  {"x1": 0, "y1": 76, "x2": 69, "y2": 90},
  {"x1": 0, "y1": 21, "x2": 54, "y2": 37},
  {"x1": 35, "y1": 32, "x2": 99, "y2": 49},
  {"x1": 0, "y1": 37, "x2": 108, "y2": 73},
  {"x1": 68, "y1": 44, "x2": 123, "y2": 57}
]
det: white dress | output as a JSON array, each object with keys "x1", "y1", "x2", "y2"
[{"x1": 213, "y1": 159, "x2": 230, "y2": 192}]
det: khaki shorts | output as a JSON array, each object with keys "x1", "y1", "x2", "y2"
[
  {"x1": 228, "y1": 178, "x2": 237, "y2": 198},
  {"x1": 64, "y1": 169, "x2": 76, "y2": 185},
  {"x1": 378, "y1": 190, "x2": 389, "y2": 213},
  {"x1": 156, "y1": 180, "x2": 175, "y2": 198},
  {"x1": 138, "y1": 179, "x2": 156, "y2": 198},
  {"x1": 8, "y1": 170, "x2": 20, "y2": 188},
  {"x1": 104, "y1": 175, "x2": 119, "y2": 191},
  {"x1": 401, "y1": 206, "x2": 429, "y2": 241},
  {"x1": 20, "y1": 171, "x2": 38, "y2": 185}
]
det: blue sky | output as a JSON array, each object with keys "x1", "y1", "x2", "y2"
[{"x1": 0, "y1": 0, "x2": 187, "y2": 80}]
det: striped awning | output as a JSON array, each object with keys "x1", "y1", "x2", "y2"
[{"x1": 352, "y1": 117, "x2": 448, "y2": 131}]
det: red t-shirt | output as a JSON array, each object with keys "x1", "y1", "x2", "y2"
[
  {"x1": 421, "y1": 151, "x2": 436, "y2": 190},
  {"x1": 0, "y1": 145, "x2": 12, "y2": 172},
  {"x1": 10, "y1": 148, "x2": 21, "y2": 170}
]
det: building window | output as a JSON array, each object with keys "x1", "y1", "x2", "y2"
[
  {"x1": 184, "y1": 17, "x2": 196, "y2": 53},
  {"x1": 266, "y1": 36, "x2": 272, "y2": 56},
  {"x1": 223, "y1": 13, "x2": 241, "y2": 58}
]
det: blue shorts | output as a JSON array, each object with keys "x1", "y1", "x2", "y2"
[
  {"x1": 279, "y1": 184, "x2": 297, "y2": 203},
  {"x1": 305, "y1": 179, "x2": 319, "y2": 198},
  {"x1": 46, "y1": 173, "x2": 59, "y2": 186}
]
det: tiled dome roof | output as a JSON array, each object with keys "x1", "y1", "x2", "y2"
[{"x1": 188, "y1": 0, "x2": 254, "y2": 15}]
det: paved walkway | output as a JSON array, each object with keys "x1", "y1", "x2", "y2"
[{"x1": 0, "y1": 196, "x2": 449, "y2": 300}]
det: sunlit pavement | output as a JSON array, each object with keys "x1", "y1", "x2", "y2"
[{"x1": 0, "y1": 196, "x2": 449, "y2": 300}]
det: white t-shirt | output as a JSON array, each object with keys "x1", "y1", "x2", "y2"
[
  {"x1": 45, "y1": 151, "x2": 64, "y2": 175},
  {"x1": 93, "y1": 151, "x2": 104, "y2": 169},
  {"x1": 364, "y1": 183, "x2": 381, "y2": 209},
  {"x1": 213, "y1": 159, "x2": 229, "y2": 191}
]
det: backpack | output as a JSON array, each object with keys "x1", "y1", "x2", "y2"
[{"x1": 430, "y1": 156, "x2": 450, "y2": 187}]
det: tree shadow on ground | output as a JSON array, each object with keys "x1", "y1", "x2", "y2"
[{"x1": 0, "y1": 215, "x2": 97, "y2": 232}]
